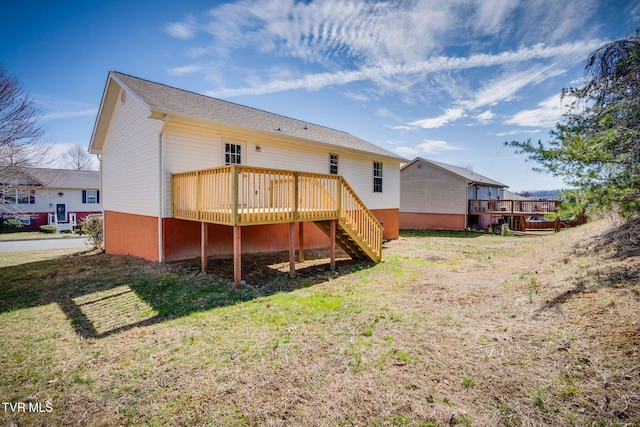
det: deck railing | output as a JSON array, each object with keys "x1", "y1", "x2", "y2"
[
  {"x1": 469, "y1": 199, "x2": 560, "y2": 215},
  {"x1": 172, "y1": 165, "x2": 383, "y2": 259}
]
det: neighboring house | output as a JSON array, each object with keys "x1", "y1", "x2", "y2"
[
  {"x1": 0, "y1": 166, "x2": 101, "y2": 231},
  {"x1": 400, "y1": 158, "x2": 507, "y2": 230},
  {"x1": 503, "y1": 190, "x2": 531, "y2": 202},
  {"x1": 88, "y1": 71, "x2": 405, "y2": 282}
]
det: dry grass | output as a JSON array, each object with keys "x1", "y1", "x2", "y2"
[{"x1": 0, "y1": 219, "x2": 638, "y2": 426}]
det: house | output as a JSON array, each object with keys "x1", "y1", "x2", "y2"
[
  {"x1": 0, "y1": 166, "x2": 101, "y2": 231},
  {"x1": 400, "y1": 157, "x2": 508, "y2": 230},
  {"x1": 400, "y1": 158, "x2": 563, "y2": 231},
  {"x1": 88, "y1": 71, "x2": 405, "y2": 283}
]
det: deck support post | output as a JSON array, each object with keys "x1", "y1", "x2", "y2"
[
  {"x1": 289, "y1": 222, "x2": 296, "y2": 278},
  {"x1": 200, "y1": 222, "x2": 208, "y2": 273},
  {"x1": 330, "y1": 219, "x2": 337, "y2": 272},
  {"x1": 233, "y1": 226, "x2": 242, "y2": 287},
  {"x1": 299, "y1": 222, "x2": 305, "y2": 262}
]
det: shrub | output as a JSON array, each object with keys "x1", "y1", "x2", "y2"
[
  {"x1": 1, "y1": 218, "x2": 24, "y2": 233},
  {"x1": 39, "y1": 225, "x2": 57, "y2": 234},
  {"x1": 80, "y1": 214, "x2": 103, "y2": 250}
]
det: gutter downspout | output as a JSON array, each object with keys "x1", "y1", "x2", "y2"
[{"x1": 158, "y1": 114, "x2": 169, "y2": 262}]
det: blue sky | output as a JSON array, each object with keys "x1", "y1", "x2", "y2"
[{"x1": 2, "y1": 0, "x2": 639, "y2": 191}]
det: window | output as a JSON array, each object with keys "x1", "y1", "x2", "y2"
[
  {"x1": 0, "y1": 188, "x2": 10, "y2": 204},
  {"x1": 225, "y1": 143, "x2": 242, "y2": 165},
  {"x1": 373, "y1": 162, "x2": 383, "y2": 193},
  {"x1": 0, "y1": 188, "x2": 34, "y2": 204},
  {"x1": 82, "y1": 190, "x2": 100, "y2": 204},
  {"x1": 329, "y1": 154, "x2": 338, "y2": 175},
  {"x1": 17, "y1": 189, "x2": 35, "y2": 204}
]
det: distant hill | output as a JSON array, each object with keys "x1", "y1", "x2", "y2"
[{"x1": 516, "y1": 189, "x2": 565, "y2": 199}]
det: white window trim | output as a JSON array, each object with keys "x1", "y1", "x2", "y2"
[
  {"x1": 329, "y1": 154, "x2": 339, "y2": 175},
  {"x1": 86, "y1": 189, "x2": 98, "y2": 204},
  {"x1": 373, "y1": 162, "x2": 383, "y2": 193},
  {"x1": 0, "y1": 188, "x2": 35, "y2": 204},
  {"x1": 223, "y1": 139, "x2": 245, "y2": 165}
]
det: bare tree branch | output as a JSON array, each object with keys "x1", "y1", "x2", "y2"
[
  {"x1": 61, "y1": 144, "x2": 94, "y2": 170},
  {"x1": 0, "y1": 64, "x2": 53, "y2": 219}
]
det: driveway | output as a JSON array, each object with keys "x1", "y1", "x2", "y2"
[{"x1": 0, "y1": 237, "x2": 90, "y2": 252}]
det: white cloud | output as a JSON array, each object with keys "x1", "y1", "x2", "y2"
[
  {"x1": 167, "y1": 64, "x2": 203, "y2": 76},
  {"x1": 395, "y1": 146, "x2": 419, "y2": 157},
  {"x1": 343, "y1": 91, "x2": 370, "y2": 102},
  {"x1": 504, "y1": 94, "x2": 573, "y2": 127},
  {"x1": 476, "y1": 110, "x2": 495, "y2": 124},
  {"x1": 402, "y1": 64, "x2": 567, "y2": 129},
  {"x1": 495, "y1": 129, "x2": 541, "y2": 137},
  {"x1": 396, "y1": 139, "x2": 462, "y2": 157},
  {"x1": 165, "y1": 21, "x2": 196, "y2": 40},
  {"x1": 377, "y1": 108, "x2": 405, "y2": 122},
  {"x1": 461, "y1": 64, "x2": 565, "y2": 110},
  {"x1": 173, "y1": 0, "x2": 599, "y2": 66},
  {"x1": 409, "y1": 108, "x2": 465, "y2": 129},
  {"x1": 390, "y1": 125, "x2": 416, "y2": 131},
  {"x1": 41, "y1": 108, "x2": 98, "y2": 120},
  {"x1": 168, "y1": 0, "x2": 602, "y2": 97},
  {"x1": 472, "y1": 0, "x2": 519, "y2": 36},
  {"x1": 205, "y1": 40, "x2": 600, "y2": 97}
]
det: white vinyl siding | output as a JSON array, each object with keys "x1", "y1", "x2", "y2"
[
  {"x1": 27, "y1": 188, "x2": 100, "y2": 214},
  {"x1": 162, "y1": 121, "x2": 400, "y2": 215},
  {"x1": 101, "y1": 89, "x2": 162, "y2": 216},
  {"x1": 400, "y1": 161, "x2": 467, "y2": 215}
]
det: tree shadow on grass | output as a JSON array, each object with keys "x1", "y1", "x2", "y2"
[
  {"x1": 0, "y1": 249, "x2": 372, "y2": 340},
  {"x1": 537, "y1": 219, "x2": 640, "y2": 312}
]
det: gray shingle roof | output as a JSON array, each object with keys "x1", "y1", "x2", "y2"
[
  {"x1": 111, "y1": 71, "x2": 405, "y2": 161},
  {"x1": 26, "y1": 168, "x2": 100, "y2": 189},
  {"x1": 404, "y1": 158, "x2": 507, "y2": 187},
  {"x1": 504, "y1": 190, "x2": 531, "y2": 200}
]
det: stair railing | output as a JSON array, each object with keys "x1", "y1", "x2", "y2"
[{"x1": 339, "y1": 178, "x2": 383, "y2": 262}]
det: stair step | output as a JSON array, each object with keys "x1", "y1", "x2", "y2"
[{"x1": 313, "y1": 220, "x2": 378, "y2": 263}]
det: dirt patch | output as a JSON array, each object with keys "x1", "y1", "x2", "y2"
[{"x1": 174, "y1": 247, "x2": 366, "y2": 287}]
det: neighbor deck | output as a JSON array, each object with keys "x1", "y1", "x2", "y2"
[{"x1": 468, "y1": 199, "x2": 560, "y2": 216}]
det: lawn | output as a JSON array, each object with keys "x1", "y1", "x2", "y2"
[
  {"x1": 0, "y1": 219, "x2": 638, "y2": 426},
  {"x1": 0, "y1": 231, "x2": 83, "y2": 241}
]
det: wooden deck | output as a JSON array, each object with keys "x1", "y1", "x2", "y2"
[
  {"x1": 172, "y1": 166, "x2": 383, "y2": 284},
  {"x1": 469, "y1": 199, "x2": 563, "y2": 232},
  {"x1": 469, "y1": 199, "x2": 560, "y2": 216}
]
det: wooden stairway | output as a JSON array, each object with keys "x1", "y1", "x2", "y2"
[{"x1": 315, "y1": 219, "x2": 381, "y2": 263}]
